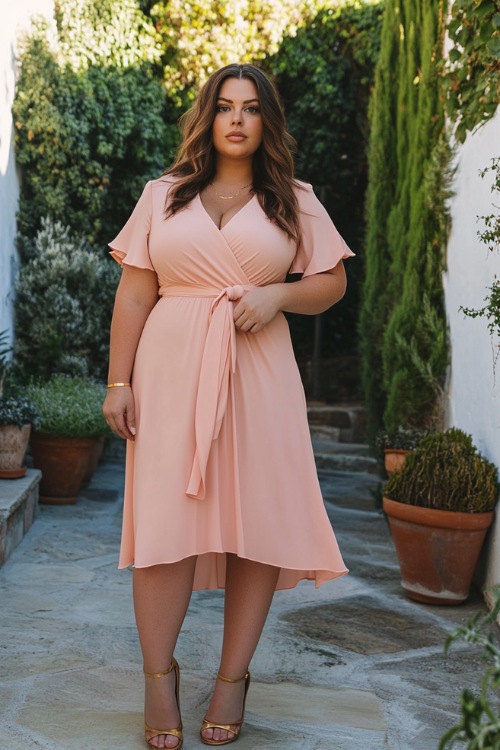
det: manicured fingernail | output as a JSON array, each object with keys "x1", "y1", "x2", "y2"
[{"x1": 130, "y1": 426, "x2": 136, "y2": 435}]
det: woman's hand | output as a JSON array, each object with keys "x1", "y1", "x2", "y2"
[
  {"x1": 233, "y1": 286, "x2": 282, "y2": 333},
  {"x1": 102, "y1": 387, "x2": 136, "y2": 441}
]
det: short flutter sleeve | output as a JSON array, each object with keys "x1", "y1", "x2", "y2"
[
  {"x1": 289, "y1": 182, "x2": 355, "y2": 277},
  {"x1": 108, "y1": 182, "x2": 154, "y2": 271}
]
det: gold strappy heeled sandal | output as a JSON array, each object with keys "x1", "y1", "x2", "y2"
[
  {"x1": 144, "y1": 658, "x2": 183, "y2": 749},
  {"x1": 200, "y1": 670, "x2": 251, "y2": 746}
]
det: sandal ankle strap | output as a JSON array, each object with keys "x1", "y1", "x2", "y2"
[
  {"x1": 216, "y1": 670, "x2": 250, "y2": 683},
  {"x1": 144, "y1": 658, "x2": 177, "y2": 679}
]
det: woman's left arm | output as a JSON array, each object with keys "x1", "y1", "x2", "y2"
[{"x1": 233, "y1": 262, "x2": 347, "y2": 333}]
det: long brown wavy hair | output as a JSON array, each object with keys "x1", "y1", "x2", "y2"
[{"x1": 163, "y1": 64, "x2": 302, "y2": 242}]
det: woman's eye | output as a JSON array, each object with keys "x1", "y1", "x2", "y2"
[
  {"x1": 217, "y1": 105, "x2": 230, "y2": 112},
  {"x1": 245, "y1": 106, "x2": 260, "y2": 114}
]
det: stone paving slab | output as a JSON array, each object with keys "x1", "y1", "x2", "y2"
[{"x1": 0, "y1": 457, "x2": 494, "y2": 750}]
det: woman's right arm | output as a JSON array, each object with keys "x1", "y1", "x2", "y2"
[{"x1": 103, "y1": 265, "x2": 159, "y2": 440}]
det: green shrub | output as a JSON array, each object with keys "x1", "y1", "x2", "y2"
[
  {"x1": 376, "y1": 427, "x2": 428, "y2": 452},
  {"x1": 54, "y1": 0, "x2": 162, "y2": 70},
  {"x1": 13, "y1": 25, "x2": 173, "y2": 248},
  {"x1": 27, "y1": 375, "x2": 108, "y2": 438},
  {"x1": 14, "y1": 218, "x2": 120, "y2": 382},
  {"x1": 384, "y1": 428, "x2": 499, "y2": 513},
  {"x1": 267, "y1": 1, "x2": 384, "y2": 360},
  {"x1": 0, "y1": 397, "x2": 39, "y2": 429},
  {"x1": 269, "y1": 1, "x2": 383, "y2": 194}
]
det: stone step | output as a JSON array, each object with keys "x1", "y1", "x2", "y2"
[
  {"x1": 310, "y1": 432, "x2": 373, "y2": 456},
  {"x1": 309, "y1": 424, "x2": 342, "y2": 442},
  {"x1": 307, "y1": 403, "x2": 367, "y2": 443},
  {"x1": 0, "y1": 469, "x2": 41, "y2": 566},
  {"x1": 314, "y1": 451, "x2": 379, "y2": 475}
]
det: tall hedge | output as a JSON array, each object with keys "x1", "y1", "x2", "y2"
[
  {"x1": 267, "y1": 0, "x2": 383, "y2": 361},
  {"x1": 359, "y1": 0, "x2": 451, "y2": 435},
  {"x1": 13, "y1": 5, "x2": 172, "y2": 250}
]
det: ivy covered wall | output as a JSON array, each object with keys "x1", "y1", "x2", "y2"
[{"x1": 359, "y1": 0, "x2": 451, "y2": 436}]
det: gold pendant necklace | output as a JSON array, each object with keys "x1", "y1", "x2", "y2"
[{"x1": 211, "y1": 183, "x2": 251, "y2": 200}]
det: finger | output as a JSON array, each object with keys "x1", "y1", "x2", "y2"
[
  {"x1": 234, "y1": 315, "x2": 251, "y2": 331},
  {"x1": 112, "y1": 413, "x2": 135, "y2": 441},
  {"x1": 241, "y1": 319, "x2": 256, "y2": 332},
  {"x1": 126, "y1": 404, "x2": 136, "y2": 436},
  {"x1": 233, "y1": 302, "x2": 247, "y2": 322}
]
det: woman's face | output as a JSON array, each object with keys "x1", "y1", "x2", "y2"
[{"x1": 212, "y1": 77, "x2": 263, "y2": 161}]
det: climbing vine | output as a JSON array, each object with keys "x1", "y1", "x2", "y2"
[
  {"x1": 461, "y1": 158, "x2": 500, "y2": 346},
  {"x1": 441, "y1": 2, "x2": 500, "y2": 356},
  {"x1": 441, "y1": 0, "x2": 500, "y2": 143}
]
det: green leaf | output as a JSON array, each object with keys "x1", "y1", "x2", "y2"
[
  {"x1": 475, "y1": 1, "x2": 496, "y2": 21},
  {"x1": 486, "y1": 36, "x2": 500, "y2": 56},
  {"x1": 448, "y1": 47, "x2": 462, "y2": 62}
]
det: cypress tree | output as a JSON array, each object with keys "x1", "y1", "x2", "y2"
[
  {"x1": 358, "y1": 0, "x2": 400, "y2": 433},
  {"x1": 359, "y1": 0, "x2": 451, "y2": 436}
]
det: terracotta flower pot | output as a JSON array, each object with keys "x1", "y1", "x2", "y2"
[
  {"x1": 81, "y1": 435, "x2": 105, "y2": 487},
  {"x1": 383, "y1": 496, "x2": 494, "y2": 605},
  {"x1": 30, "y1": 432, "x2": 96, "y2": 504},
  {"x1": 0, "y1": 424, "x2": 31, "y2": 478},
  {"x1": 384, "y1": 449, "x2": 411, "y2": 475}
]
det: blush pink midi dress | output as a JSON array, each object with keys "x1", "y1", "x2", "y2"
[{"x1": 109, "y1": 177, "x2": 354, "y2": 590}]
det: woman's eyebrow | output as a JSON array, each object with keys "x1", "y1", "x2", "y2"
[{"x1": 217, "y1": 97, "x2": 260, "y2": 104}]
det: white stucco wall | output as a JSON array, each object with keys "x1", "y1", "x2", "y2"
[
  {"x1": 443, "y1": 110, "x2": 500, "y2": 592},
  {"x1": 0, "y1": 2, "x2": 54, "y2": 344}
]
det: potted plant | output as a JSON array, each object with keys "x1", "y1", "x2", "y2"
[
  {"x1": 0, "y1": 395, "x2": 39, "y2": 478},
  {"x1": 376, "y1": 427, "x2": 428, "y2": 475},
  {"x1": 27, "y1": 375, "x2": 109, "y2": 504},
  {"x1": 383, "y1": 428, "x2": 499, "y2": 605},
  {"x1": 0, "y1": 331, "x2": 39, "y2": 478}
]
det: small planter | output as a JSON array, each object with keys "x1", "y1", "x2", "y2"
[
  {"x1": 384, "y1": 448, "x2": 411, "y2": 475},
  {"x1": 0, "y1": 424, "x2": 31, "y2": 478},
  {"x1": 30, "y1": 432, "x2": 96, "y2": 504},
  {"x1": 383, "y1": 496, "x2": 494, "y2": 605}
]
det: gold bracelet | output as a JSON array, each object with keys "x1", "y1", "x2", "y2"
[{"x1": 107, "y1": 382, "x2": 131, "y2": 388}]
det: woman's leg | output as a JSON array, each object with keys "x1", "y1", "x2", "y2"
[
  {"x1": 201, "y1": 554, "x2": 280, "y2": 743},
  {"x1": 133, "y1": 557, "x2": 197, "y2": 749}
]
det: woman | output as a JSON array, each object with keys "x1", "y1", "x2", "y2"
[{"x1": 103, "y1": 63, "x2": 353, "y2": 750}]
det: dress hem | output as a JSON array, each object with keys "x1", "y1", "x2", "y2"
[{"x1": 118, "y1": 549, "x2": 348, "y2": 591}]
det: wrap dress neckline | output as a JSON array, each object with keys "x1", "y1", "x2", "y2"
[{"x1": 197, "y1": 191, "x2": 258, "y2": 231}]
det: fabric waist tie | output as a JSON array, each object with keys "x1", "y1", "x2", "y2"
[{"x1": 159, "y1": 284, "x2": 253, "y2": 500}]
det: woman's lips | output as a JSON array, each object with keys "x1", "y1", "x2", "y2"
[{"x1": 226, "y1": 134, "x2": 247, "y2": 142}]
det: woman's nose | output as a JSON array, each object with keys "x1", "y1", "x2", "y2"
[{"x1": 232, "y1": 110, "x2": 242, "y2": 125}]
